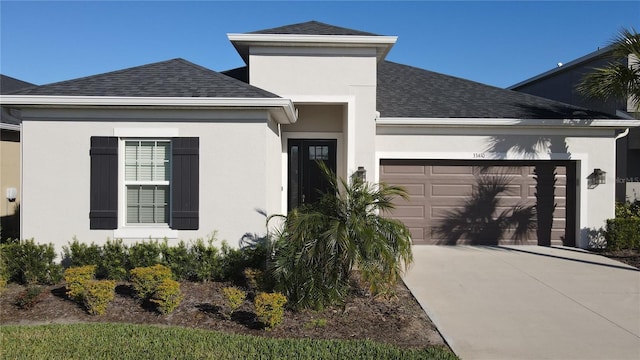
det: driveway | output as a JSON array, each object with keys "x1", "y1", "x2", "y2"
[{"x1": 403, "y1": 246, "x2": 640, "y2": 360}]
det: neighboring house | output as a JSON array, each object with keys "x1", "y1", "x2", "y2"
[
  {"x1": 1, "y1": 21, "x2": 638, "y2": 253},
  {"x1": 1, "y1": 74, "x2": 35, "y2": 240},
  {"x1": 509, "y1": 46, "x2": 640, "y2": 203}
]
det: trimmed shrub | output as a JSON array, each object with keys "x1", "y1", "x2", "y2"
[
  {"x1": 129, "y1": 241, "x2": 162, "y2": 269},
  {"x1": 243, "y1": 268, "x2": 265, "y2": 292},
  {"x1": 15, "y1": 285, "x2": 46, "y2": 310},
  {"x1": 221, "y1": 286, "x2": 246, "y2": 318},
  {"x1": 83, "y1": 280, "x2": 116, "y2": 315},
  {"x1": 254, "y1": 292, "x2": 287, "y2": 330},
  {"x1": 150, "y1": 278, "x2": 183, "y2": 315},
  {"x1": 100, "y1": 239, "x2": 129, "y2": 280},
  {"x1": 159, "y1": 240, "x2": 192, "y2": 280},
  {"x1": 221, "y1": 241, "x2": 268, "y2": 283},
  {"x1": 0, "y1": 239, "x2": 62, "y2": 285},
  {"x1": 605, "y1": 218, "x2": 640, "y2": 250},
  {"x1": 61, "y1": 238, "x2": 102, "y2": 269},
  {"x1": 189, "y1": 238, "x2": 222, "y2": 282},
  {"x1": 64, "y1": 265, "x2": 96, "y2": 301},
  {"x1": 130, "y1": 264, "x2": 173, "y2": 300}
]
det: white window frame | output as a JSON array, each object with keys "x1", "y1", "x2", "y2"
[{"x1": 113, "y1": 128, "x2": 178, "y2": 239}]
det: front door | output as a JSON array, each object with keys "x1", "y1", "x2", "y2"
[{"x1": 288, "y1": 139, "x2": 337, "y2": 211}]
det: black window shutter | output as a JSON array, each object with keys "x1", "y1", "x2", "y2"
[
  {"x1": 171, "y1": 137, "x2": 199, "y2": 230},
  {"x1": 89, "y1": 136, "x2": 118, "y2": 229}
]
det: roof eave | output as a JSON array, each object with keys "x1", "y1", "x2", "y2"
[
  {"x1": 0, "y1": 95, "x2": 298, "y2": 124},
  {"x1": 376, "y1": 117, "x2": 640, "y2": 129},
  {"x1": 227, "y1": 33, "x2": 397, "y2": 63},
  {"x1": 508, "y1": 45, "x2": 615, "y2": 90}
]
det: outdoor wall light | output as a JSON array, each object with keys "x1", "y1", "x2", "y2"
[
  {"x1": 593, "y1": 168, "x2": 606, "y2": 185},
  {"x1": 587, "y1": 169, "x2": 607, "y2": 189},
  {"x1": 355, "y1": 166, "x2": 367, "y2": 181}
]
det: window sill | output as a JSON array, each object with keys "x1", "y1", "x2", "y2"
[{"x1": 113, "y1": 226, "x2": 178, "y2": 240}]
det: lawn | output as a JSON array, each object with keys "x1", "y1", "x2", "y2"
[{"x1": 1, "y1": 323, "x2": 458, "y2": 360}]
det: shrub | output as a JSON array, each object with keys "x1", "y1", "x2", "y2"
[
  {"x1": 150, "y1": 278, "x2": 183, "y2": 315},
  {"x1": 64, "y1": 265, "x2": 96, "y2": 301},
  {"x1": 221, "y1": 286, "x2": 246, "y2": 318},
  {"x1": 615, "y1": 200, "x2": 640, "y2": 219},
  {"x1": 221, "y1": 241, "x2": 268, "y2": 283},
  {"x1": 254, "y1": 292, "x2": 287, "y2": 330},
  {"x1": 243, "y1": 268, "x2": 265, "y2": 292},
  {"x1": 160, "y1": 240, "x2": 192, "y2": 280},
  {"x1": 189, "y1": 237, "x2": 222, "y2": 282},
  {"x1": 15, "y1": 285, "x2": 46, "y2": 309},
  {"x1": 100, "y1": 239, "x2": 129, "y2": 280},
  {"x1": 61, "y1": 238, "x2": 102, "y2": 269},
  {"x1": 0, "y1": 239, "x2": 63, "y2": 285},
  {"x1": 605, "y1": 218, "x2": 640, "y2": 250},
  {"x1": 83, "y1": 280, "x2": 116, "y2": 315},
  {"x1": 130, "y1": 264, "x2": 173, "y2": 300},
  {"x1": 129, "y1": 241, "x2": 162, "y2": 269},
  {"x1": 0, "y1": 250, "x2": 8, "y2": 290}
]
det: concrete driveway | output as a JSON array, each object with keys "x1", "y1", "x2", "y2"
[{"x1": 403, "y1": 246, "x2": 640, "y2": 360}]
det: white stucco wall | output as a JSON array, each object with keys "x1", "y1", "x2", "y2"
[
  {"x1": 248, "y1": 47, "x2": 379, "y2": 177},
  {"x1": 375, "y1": 125, "x2": 618, "y2": 248},
  {"x1": 20, "y1": 108, "x2": 280, "y2": 255}
]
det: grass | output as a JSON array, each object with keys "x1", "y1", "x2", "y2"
[{"x1": 0, "y1": 323, "x2": 458, "y2": 360}]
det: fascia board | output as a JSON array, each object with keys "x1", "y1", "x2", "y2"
[
  {"x1": 377, "y1": 117, "x2": 640, "y2": 129},
  {"x1": 227, "y1": 33, "x2": 397, "y2": 62},
  {"x1": 0, "y1": 95, "x2": 298, "y2": 124},
  {"x1": 0, "y1": 122, "x2": 21, "y2": 131}
]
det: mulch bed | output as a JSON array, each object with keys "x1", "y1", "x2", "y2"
[{"x1": 0, "y1": 279, "x2": 448, "y2": 351}]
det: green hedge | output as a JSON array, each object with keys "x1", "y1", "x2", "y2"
[
  {"x1": 605, "y1": 218, "x2": 640, "y2": 251},
  {"x1": 0, "y1": 239, "x2": 62, "y2": 284}
]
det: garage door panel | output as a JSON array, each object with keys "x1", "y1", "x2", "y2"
[
  {"x1": 432, "y1": 166, "x2": 473, "y2": 175},
  {"x1": 381, "y1": 160, "x2": 573, "y2": 246},
  {"x1": 431, "y1": 184, "x2": 473, "y2": 197}
]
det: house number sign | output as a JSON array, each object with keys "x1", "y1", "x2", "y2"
[{"x1": 473, "y1": 153, "x2": 486, "y2": 159}]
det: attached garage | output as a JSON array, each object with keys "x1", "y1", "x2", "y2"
[{"x1": 380, "y1": 159, "x2": 576, "y2": 246}]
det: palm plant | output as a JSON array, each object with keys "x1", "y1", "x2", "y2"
[
  {"x1": 576, "y1": 27, "x2": 640, "y2": 112},
  {"x1": 267, "y1": 164, "x2": 413, "y2": 310}
]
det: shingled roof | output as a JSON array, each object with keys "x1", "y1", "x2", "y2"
[
  {"x1": 1, "y1": 74, "x2": 35, "y2": 94},
  {"x1": 249, "y1": 21, "x2": 380, "y2": 36},
  {"x1": 376, "y1": 61, "x2": 612, "y2": 119},
  {"x1": 11, "y1": 58, "x2": 279, "y2": 98}
]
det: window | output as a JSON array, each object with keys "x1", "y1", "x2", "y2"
[
  {"x1": 90, "y1": 136, "x2": 199, "y2": 231},
  {"x1": 125, "y1": 140, "x2": 170, "y2": 224}
]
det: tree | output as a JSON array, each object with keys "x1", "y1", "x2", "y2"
[
  {"x1": 577, "y1": 27, "x2": 640, "y2": 112},
  {"x1": 267, "y1": 164, "x2": 413, "y2": 310}
]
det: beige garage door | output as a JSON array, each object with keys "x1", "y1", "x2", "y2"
[{"x1": 380, "y1": 160, "x2": 575, "y2": 246}]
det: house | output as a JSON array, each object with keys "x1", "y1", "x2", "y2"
[
  {"x1": 509, "y1": 46, "x2": 640, "y2": 203},
  {"x1": 1, "y1": 75, "x2": 35, "y2": 240},
  {"x1": 1, "y1": 21, "x2": 638, "y2": 253}
]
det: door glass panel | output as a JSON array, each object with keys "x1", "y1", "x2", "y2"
[{"x1": 289, "y1": 145, "x2": 299, "y2": 210}]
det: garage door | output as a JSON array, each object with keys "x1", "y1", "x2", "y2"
[{"x1": 380, "y1": 160, "x2": 575, "y2": 246}]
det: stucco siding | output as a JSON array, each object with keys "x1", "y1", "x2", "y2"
[{"x1": 20, "y1": 108, "x2": 278, "y2": 254}]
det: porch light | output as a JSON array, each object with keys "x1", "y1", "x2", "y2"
[
  {"x1": 355, "y1": 166, "x2": 367, "y2": 181},
  {"x1": 593, "y1": 168, "x2": 606, "y2": 185}
]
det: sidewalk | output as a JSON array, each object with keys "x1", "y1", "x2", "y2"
[{"x1": 403, "y1": 245, "x2": 640, "y2": 360}]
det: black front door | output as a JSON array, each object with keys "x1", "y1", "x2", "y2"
[{"x1": 288, "y1": 139, "x2": 337, "y2": 211}]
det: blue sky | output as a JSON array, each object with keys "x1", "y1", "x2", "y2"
[{"x1": 1, "y1": 1, "x2": 638, "y2": 89}]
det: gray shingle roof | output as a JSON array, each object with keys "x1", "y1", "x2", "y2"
[
  {"x1": 1, "y1": 74, "x2": 36, "y2": 94},
  {"x1": 377, "y1": 61, "x2": 612, "y2": 119},
  {"x1": 249, "y1": 21, "x2": 380, "y2": 36},
  {"x1": 11, "y1": 59, "x2": 279, "y2": 98}
]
